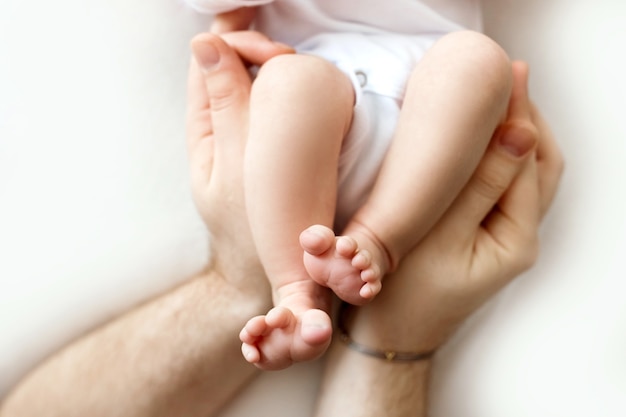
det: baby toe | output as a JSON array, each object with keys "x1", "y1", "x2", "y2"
[
  {"x1": 360, "y1": 265, "x2": 381, "y2": 283},
  {"x1": 266, "y1": 306, "x2": 294, "y2": 329},
  {"x1": 336, "y1": 236, "x2": 358, "y2": 257},
  {"x1": 241, "y1": 316, "x2": 270, "y2": 341},
  {"x1": 359, "y1": 280, "x2": 382, "y2": 300},
  {"x1": 241, "y1": 343, "x2": 261, "y2": 363},
  {"x1": 352, "y1": 249, "x2": 372, "y2": 270},
  {"x1": 299, "y1": 225, "x2": 335, "y2": 255}
]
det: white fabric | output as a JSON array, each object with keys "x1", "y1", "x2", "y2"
[
  {"x1": 298, "y1": 32, "x2": 438, "y2": 100},
  {"x1": 254, "y1": 0, "x2": 479, "y2": 44},
  {"x1": 186, "y1": 0, "x2": 272, "y2": 14},
  {"x1": 187, "y1": 0, "x2": 482, "y2": 43}
]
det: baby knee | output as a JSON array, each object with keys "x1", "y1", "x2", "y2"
[
  {"x1": 252, "y1": 54, "x2": 353, "y2": 102},
  {"x1": 438, "y1": 31, "x2": 513, "y2": 94}
]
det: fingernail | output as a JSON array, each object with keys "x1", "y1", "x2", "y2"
[
  {"x1": 194, "y1": 42, "x2": 220, "y2": 72},
  {"x1": 497, "y1": 125, "x2": 536, "y2": 157}
]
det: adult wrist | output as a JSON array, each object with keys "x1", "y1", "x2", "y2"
[
  {"x1": 197, "y1": 267, "x2": 271, "y2": 317},
  {"x1": 337, "y1": 303, "x2": 436, "y2": 363}
]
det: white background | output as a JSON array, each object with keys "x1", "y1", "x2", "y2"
[{"x1": 1, "y1": 0, "x2": 625, "y2": 415}]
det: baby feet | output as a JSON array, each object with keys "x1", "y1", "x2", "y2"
[
  {"x1": 299, "y1": 224, "x2": 385, "y2": 305},
  {"x1": 240, "y1": 225, "x2": 388, "y2": 369},
  {"x1": 239, "y1": 281, "x2": 332, "y2": 370}
]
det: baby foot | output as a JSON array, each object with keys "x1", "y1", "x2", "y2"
[
  {"x1": 299, "y1": 225, "x2": 384, "y2": 305},
  {"x1": 239, "y1": 283, "x2": 332, "y2": 370}
]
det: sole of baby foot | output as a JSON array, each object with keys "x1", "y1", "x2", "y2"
[
  {"x1": 300, "y1": 225, "x2": 382, "y2": 305},
  {"x1": 239, "y1": 306, "x2": 332, "y2": 370}
]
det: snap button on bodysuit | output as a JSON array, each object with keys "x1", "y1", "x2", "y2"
[{"x1": 355, "y1": 70, "x2": 367, "y2": 88}]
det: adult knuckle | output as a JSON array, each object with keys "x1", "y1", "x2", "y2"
[
  {"x1": 209, "y1": 75, "x2": 248, "y2": 112},
  {"x1": 471, "y1": 163, "x2": 511, "y2": 201}
]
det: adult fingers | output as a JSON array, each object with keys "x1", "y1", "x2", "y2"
[
  {"x1": 186, "y1": 33, "x2": 255, "y2": 192},
  {"x1": 186, "y1": 43, "x2": 216, "y2": 186},
  {"x1": 188, "y1": 33, "x2": 254, "y2": 162},
  {"x1": 477, "y1": 60, "x2": 541, "y2": 253},
  {"x1": 509, "y1": 61, "x2": 563, "y2": 217},
  {"x1": 186, "y1": 53, "x2": 212, "y2": 144},
  {"x1": 481, "y1": 154, "x2": 541, "y2": 277},
  {"x1": 439, "y1": 122, "x2": 537, "y2": 246},
  {"x1": 219, "y1": 30, "x2": 295, "y2": 66},
  {"x1": 531, "y1": 102, "x2": 565, "y2": 217}
]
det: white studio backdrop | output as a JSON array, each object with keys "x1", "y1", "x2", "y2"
[{"x1": 1, "y1": 0, "x2": 625, "y2": 416}]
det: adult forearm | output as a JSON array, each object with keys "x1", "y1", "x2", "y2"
[
  {"x1": 1, "y1": 270, "x2": 270, "y2": 417},
  {"x1": 314, "y1": 340, "x2": 431, "y2": 417}
]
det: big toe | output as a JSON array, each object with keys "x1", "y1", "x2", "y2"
[
  {"x1": 300, "y1": 309, "x2": 332, "y2": 346},
  {"x1": 266, "y1": 306, "x2": 295, "y2": 329},
  {"x1": 299, "y1": 225, "x2": 335, "y2": 255}
]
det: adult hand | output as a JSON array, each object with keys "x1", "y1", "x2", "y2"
[
  {"x1": 187, "y1": 31, "x2": 293, "y2": 288},
  {"x1": 315, "y1": 61, "x2": 564, "y2": 417}
]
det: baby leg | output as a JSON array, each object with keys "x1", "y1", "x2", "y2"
[
  {"x1": 303, "y1": 31, "x2": 513, "y2": 304},
  {"x1": 241, "y1": 54, "x2": 355, "y2": 370}
]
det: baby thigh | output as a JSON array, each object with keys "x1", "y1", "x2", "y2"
[{"x1": 245, "y1": 54, "x2": 356, "y2": 283}]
